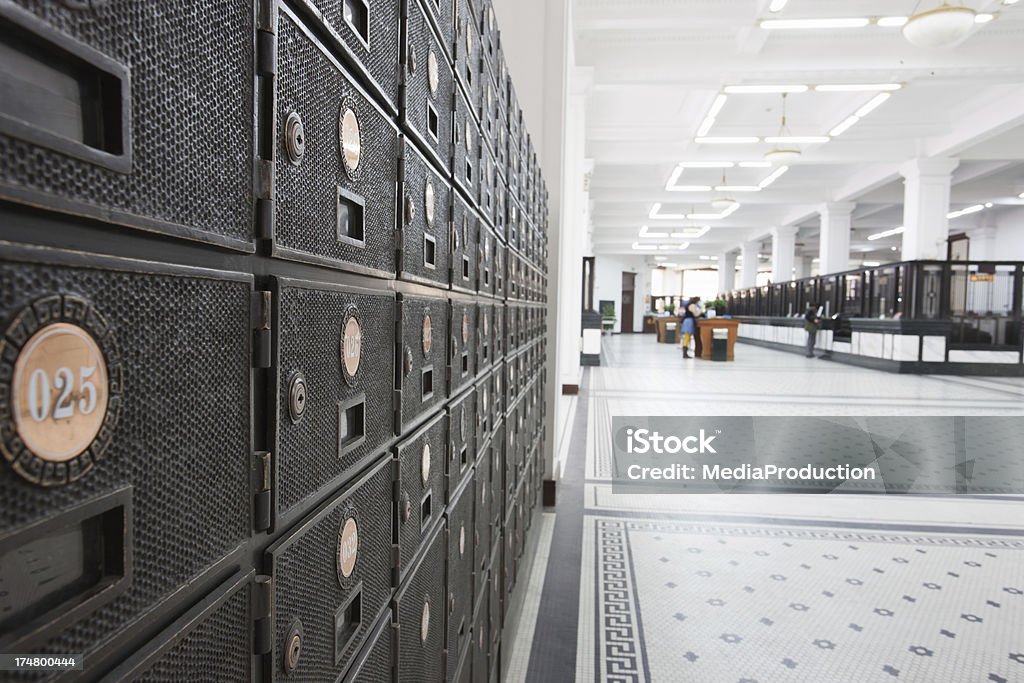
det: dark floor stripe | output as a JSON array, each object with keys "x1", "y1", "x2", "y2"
[{"x1": 525, "y1": 368, "x2": 590, "y2": 682}]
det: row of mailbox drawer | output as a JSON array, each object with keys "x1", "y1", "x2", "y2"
[
  {"x1": 0, "y1": 1, "x2": 548, "y2": 264},
  {"x1": 95, "y1": 442, "x2": 544, "y2": 682},
  {"x1": 0, "y1": 245, "x2": 546, "y2": 670}
]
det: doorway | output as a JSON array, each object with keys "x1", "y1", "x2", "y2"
[{"x1": 620, "y1": 272, "x2": 636, "y2": 333}]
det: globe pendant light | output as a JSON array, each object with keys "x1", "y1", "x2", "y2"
[
  {"x1": 764, "y1": 93, "x2": 801, "y2": 164},
  {"x1": 903, "y1": 3, "x2": 976, "y2": 48},
  {"x1": 711, "y1": 173, "x2": 736, "y2": 211}
]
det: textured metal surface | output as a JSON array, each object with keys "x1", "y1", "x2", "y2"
[
  {"x1": 445, "y1": 478, "x2": 475, "y2": 678},
  {"x1": 476, "y1": 226, "x2": 495, "y2": 297},
  {"x1": 452, "y1": 0, "x2": 482, "y2": 119},
  {"x1": 104, "y1": 572, "x2": 253, "y2": 683},
  {"x1": 395, "y1": 411, "x2": 448, "y2": 580},
  {"x1": 267, "y1": 455, "x2": 393, "y2": 681},
  {"x1": 452, "y1": 88, "x2": 481, "y2": 203},
  {"x1": 491, "y1": 302, "x2": 505, "y2": 362},
  {"x1": 288, "y1": 0, "x2": 402, "y2": 110},
  {"x1": 394, "y1": 520, "x2": 446, "y2": 683},
  {"x1": 447, "y1": 387, "x2": 476, "y2": 499},
  {"x1": 398, "y1": 139, "x2": 452, "y2": 288},
  {"x1": 473, "y1": 453, "x2": 492, "y2": 602},
  {"x1": 471, "y1": 594, "x2": 489, "y2": 683},
  {"x1": 273, "y1": 9, "x2": 399, "y2": 277},
  {"x1": 477, "y1": 140, "x2": 498, "y2": 228},
  {"x1": 397, "y1": 293, "x2": 450, "y2": 431},
  {"x1": 487, "y1": 542, "x2": 502, "y2": 662},
  {"x1": 0, "y1": 1, "x2": 253, "y2": 250},
  {"x1": 401, "y1": 0, "x2": 453, "y2": 171},
  {"x1": 339, "y1": 612, "x2": 394, "y2": 683},
  {"x1": 451, "y1": 190, "x2": 480, "y2": 294},
  {"x1": 491, "y1": 418, "x2": 506, "y2": 524},
  {"x1": 489, "y1": 365, "x2": 504, "y2": 434},
  {"x1": 0, "y1": 245, "x2": 251, "y2": 666},
  {"x1": 475, "y1": 302, "x2": 493, "y2": 374},
  {"x1": 448, "y1": 297, "x2": 478, "y2": 396},
  {"x1": 273, "y1": 277, "x2": 395, "y2": 521}
]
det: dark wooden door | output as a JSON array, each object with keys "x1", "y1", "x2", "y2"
[{"x1": 621, "y1": 272, "x2": 636, "y2": 333}]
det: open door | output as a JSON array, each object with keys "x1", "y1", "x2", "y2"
[{"x1": 621, "y1": 272, "x2": 636, "y2": 333}]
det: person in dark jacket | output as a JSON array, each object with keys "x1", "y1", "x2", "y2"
[{"x1": 803, "y1": 303, "x2": 820, "y2": 358}]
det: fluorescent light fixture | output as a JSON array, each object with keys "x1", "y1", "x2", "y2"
[
  {"x1": 877, "y1": 16, "x2": 908, "y2": 27},
  {"x1": 715, "y1": 185, "x2": 762, "y2": 192},
  {"x1": 862, "y1": 261, "x2": 881, "y2": 267},
  {"x1": 639, "y1": 226, "x2": 669, "y2": 237},
  {"x1": 855, "y1": 92, "x2": 891, "y2": 118},
  {"x1": 720, "y1": 203, "x2": 740, "y2": 217},
  {"x1": 679, "y1": 161, "x2": 735, "y2": 168},
  {"x1": 763, "y1": 136, "x2": 830, "y2": 144},
  {"x1": 975, "y1": 13, "x2": 994, "y2": 23},
  {"x1": 707, "y1": 94, "x2": 728, "y2": 118},
  {"x1": 696, "y1": 117, "x2": 716, "y2": 137},
  {"x1": 669, "y1": 185, "x2": 713, "y2": 192},
  {"x1": 738, "y1": 161, "x2": 772, "y2": 168},
  {"x1": 758, "y1": 165, "x2": 789, "y2": 188},
  {"x1": 723, "y1": 84, "x2": 808, "y2": 94},
  {"x1": 649, "y1": 203, "x2": 689, "y2": 220},
  {"x1": 760, "y1": 18, "x2": 870, "y2": 29},
  {"x1": 867, "y1": 226, "x2": 904, "y2": 241},
  {"x1": 654, "y1": 256, "x2": 668, "y2": 261},
  {"x1": 695, "y1": 136, "x2": 761, "y2": 144},
  {"x1": 829, "y1": 114, "x2": 861, "y2": 137},
  {"x1": 984, "y1": 202, "x2": 994, "y2": 208},
  {"x1": 671, "y1": 226, "x2": 711, "y2": 239},
  {"x1": 768, "y1": 0, "x2": 788, "y2": 12},
  {"x1": 1019, "y1": 191, "x2": 1024, "y2": 198},
  {"x1": 814, "y1": 83, "x2": 902, "y2": 92},
  {"x1": 1005, "y1": 0, "x2": 1020, "y2": 6},
  {"x1": 947, "y1": 204, "x2": 984, "y2": 219},
  {"x1": 631, "y1": 242, "x2": 659, "y2": 251},
  {"x1": 653, "y1": 203, "x2": 739, "y2": 221},
  {"x1": 687, "y1": 213, "x2": 726, "y2": 220}
]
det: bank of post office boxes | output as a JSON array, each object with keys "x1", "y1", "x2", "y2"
[
  {"x1": 494, "y1": 242, "x2": 507, "y2": 300},
  {"x1": 478, "y1": 140, "x2": 498, "y2": 227},
  {"x1": 272, "y1": 277, "x2": 395, "y2": 526},
  {"x1": 489, "y1": 364, "x2": 505, "y2": 432},
  {"x1": 473, "y1": 447, "x2": 493, "y2": 601},
  {"x1": 271, "y1": 6, "x2": 400, "y2": 278},
  {"x1": 452, "y1": 191, "x2": 481, "y2": 294},
  {"x1": 0, "y1": 244, "x2": 252, "y2": 659},
  {"x1": 0, "y1": 2, "x2": 254, "y2": 251},
  {"x1": 477, "y1": 225, "x2": 498, "y2": 296},
  {"x1": 419, "y1": 0, "x2": 455, "y2": 65},
  {"x1": 506, "y1": 197, "x2": 522, "y2": 260},
  {"x1": 287, "y1": 0, "x2": 402, "y2": 113},
  {"x1": 471, "y1": 591, "x2": 490, "y2": 683},
  {"x1": 395, "y1": 520, "x2": 447, "y2": 682},
  {"x1": 477, "y1": 302, "x2": 494, "y2": 374},
  {"x1": 265, "y1": 455, "x2": 394, "y2": 681},
  {"x1": 446, "y1": 477, "x2": 475, "y2": 676},
  {"x1": 488, "y1": 421, "x2": 505, "y2": 527},
  {"x1": 398, "y1": 138, "x2": 452, "y2": 288},
  {"x1": 449, "y1": 295, "x2": 479, "y2": 395},
  {"x1": 397, "y1": 292, "x2": 449, "y2": 432},
  {"x1": 395, "y1": 411, "x2": 448, "y2": 581},
  {"x1": 401, "y1": 0, "x2": 454, "y2": 172},
  {"x1": 447, "y1": 386, "x2": 477, "y2": 497}
]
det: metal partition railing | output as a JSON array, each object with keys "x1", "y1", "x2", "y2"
[{"x1": 723, "y1": 260, "x2": 1024, "y2": 350}]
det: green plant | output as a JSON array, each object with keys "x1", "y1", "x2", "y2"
[
  {"x1": 601, "y1": 302, "x2": 615, "y2": 318},
  {"x1": 664, "y1": 302, "x2": 676, "y2": 314}
]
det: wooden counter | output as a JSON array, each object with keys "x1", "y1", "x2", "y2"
[
  {"x1": 697, "y1": 318, "x2": 741, "y2": 360},
  {"x1": 654, "y1": 316, "x2": 681, "y2": 343}
]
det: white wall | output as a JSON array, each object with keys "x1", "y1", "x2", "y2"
[
  {"x1": 991, "y1": 206, "x2": 1024, "y2": 259},
  {"x1": 593, "y1": 255, "x2": 652, "y2": 332}
]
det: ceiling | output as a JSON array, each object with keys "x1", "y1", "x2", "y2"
[{"x1": 574, "y1": 0, "x2": 1024, "y2": 268}]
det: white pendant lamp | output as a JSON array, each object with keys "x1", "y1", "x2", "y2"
[
  {"x1": 902, "y1": 3, "x2": 976, "y2": 48},
  {"x1": 764, "y1": 93, "x2": 802, "y2": 164},
  {"x1": 711, "y1": 174, "x2": 736, "y2": 211}
]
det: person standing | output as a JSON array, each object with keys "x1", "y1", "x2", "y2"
[
  {"x1": 803, "y1": 302, "x2": 821, "y2": 358},
  {"x1": 680, "y1": 296, "x2": 701, "y2": 358}
]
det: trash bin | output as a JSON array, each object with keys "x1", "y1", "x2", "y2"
[
  {"x1": 711, "y1": 328, "x2": 729, "y2": 361},
  {"x1": 665, "y1": 322, "x2": 677, "y2": 345}
]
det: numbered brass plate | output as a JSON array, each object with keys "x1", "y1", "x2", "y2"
[
  {"x1": 340, "y1": 307, "x2": 362, "y2": 386},
  {"x1": 421, "y1": 443, "x2": 431, "y2": 484},
  {"x1": 337, "y1": 516, "x2": 359, "y2": 580},
  {"x1": 1, "y1": 295, "x2": 123, "y2": 486},
  {"x1": 427, "y1": 50, "x2": 439, "y2": 97},
  {"x1": 339, "y1": 102, "x2": 361, "y2": 176},
  {"x1": 422, "y1": 314, "x2": 432, "y2": 356}
]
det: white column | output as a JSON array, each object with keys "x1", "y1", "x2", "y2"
[
  {"x1": 899, "y1": 158, "x2": 959, "y2": 260},
  {"x1": 739, "y1": 240, "x2": 759, "y2": 288},
  {"x1": 794, "y1": 255, "x2": 814, "y2": 280},
  {"x1": 771, "y1": 226, "x2": 798, "y2": 282},
  {"x1": 967, "y1": 226, "x2": 996, "y2": 261},
  {"x1": 717, "y1": 251, "x2": 737, "y2": 294},
  {"x1": 819, "y1": 202, "x2": 855, "y2": 275}
]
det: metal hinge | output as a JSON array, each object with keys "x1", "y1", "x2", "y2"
[
  {"x1": 253, "y1": 575, "x2": 273, "y2": 655},
  {"x1": 257, "y1": 28, "x2": 277, "y2": 77},
  {"x1": 252, "y1": 290, "x2": 272, "y2": 369},
  {"x1": 253, "y1": 450, "x2": 272, "y2": 532}
]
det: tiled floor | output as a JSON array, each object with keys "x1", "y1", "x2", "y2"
[{"x1": 511, "y1": 334, "x2": 1024, "y2": 683}]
